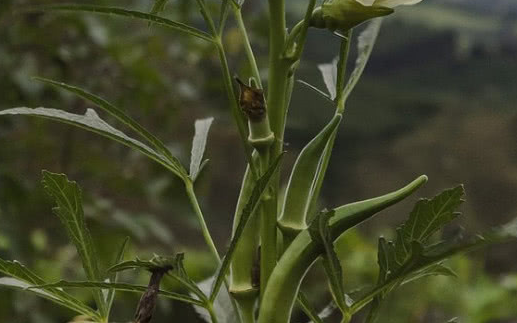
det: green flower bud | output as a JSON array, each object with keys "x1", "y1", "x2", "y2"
[{"x1": 310, "y1": 0, "x2": 394, "y2": 32}]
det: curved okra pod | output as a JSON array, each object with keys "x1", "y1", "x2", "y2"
[
  {"x1": 230, "y1": 161, "x2": 261, "y2": 300},
  {"x1": 278, "y1": 114, "x2": 343, "y2": 241},
  {"x1": 257, "y1": 175, "x2": 428, "y2": 323}
]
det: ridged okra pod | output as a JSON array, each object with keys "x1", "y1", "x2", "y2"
[
  {"x1": 258, "y1": 175, "x2": 428, "y2": 323},
  {"x1": 278, "y1": 114, "x2": 342, "y2": 242}
]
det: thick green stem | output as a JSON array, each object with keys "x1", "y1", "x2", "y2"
[
  {"x1": 257, "y1": 176, "x2": 428, "y2": 323},
  {"x1": 255, "y1": 0, "x2": 288, "y2": 299},
  {"x1": 185, "y1": 182, "x2": 220, "y2": 263}
]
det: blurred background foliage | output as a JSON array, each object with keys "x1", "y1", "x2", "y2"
[{"x1": 0, "y1": 0, "x2": 516, "y2": 322}]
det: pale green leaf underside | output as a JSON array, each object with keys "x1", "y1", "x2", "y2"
[
  {"x1": 28, "y1": 4, "x2": 214, "y2": 43},
  {"x1": 342, "y1": 19, "x2": 382, "y2": 102},
  {"x1": 318, "y1": 57, "x2": 338, "y2": 100},
  {"x1": 32, "y1": 77, "x2": 184, "y2": 172},
  {"x1": 190, "y1": 117, "x2": 214, "y2": 181},
  {"x1": 0, "y1": 107, "x2": 185, "y2": 178},
  {"x1": 41, "y1": 171, "x2": 107, "y2": 317}
]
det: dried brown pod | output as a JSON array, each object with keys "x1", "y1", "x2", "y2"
[
  {"x1": 134, "y1": 267, "x2": 171, "y2": 323},
  {"x1": 235, "y1": 77, "x2": 266, "y2": 123}
]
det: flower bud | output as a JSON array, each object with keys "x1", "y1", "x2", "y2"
[{"x1": 310, "y1": 0, "x2": 394, "y2": 32}]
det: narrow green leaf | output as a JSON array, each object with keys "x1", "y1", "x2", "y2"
[
  {"x1": 318, "y1": 57, "x2": 338, "y2": 100},
  {"x1": 209, "y1": 152, "x2": 284, "y2": 302},
  {"x1": 109, "y1": 254, "x2": 207, "y2": 302},
  {"x1": 106, "y1": 237, "x2": 129, "y2": 315},
  {"x1": 218, "y1": 0, "x2": 230, "y2": 33},
  {"x1": 190, "y1": 117, "x2": 214, "y2": 181},
  {"x1": 297, "y1": 80, "x2": 334, "y2": 103},
  {"x1": 32, "y1": 77, "x2": 184, "y2": 172},
  {"x1": 26, "y1": 4, "x2": 214, "y2": 43},
  {"x1": 41, "y1": 171, "x2": 107, "y2": 317},
  {"x1": 297, "y1": 292, "x2": 324, "y2": 323},
  {"x1": 0, "y1": 107, "x2": 186, "y2": 178},
  {"x1": 308, "y1": 209, "x2": 348, "y2": 316},
  {"x1": 31, "y1": 280, "x2": 204, "y2": 307},
  {"x1": 341, "y1": 19, "x2": 382, "y2": 103},
  {"x1": 0, "y1": 259, "x2": 100, "y2": 319},
  {"x1": 279, "y1": 115, "x2": 342, "y2": 234}
]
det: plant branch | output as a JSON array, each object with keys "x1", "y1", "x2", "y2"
[
  {"x1": 185, "y1": 182, "x2": 220, "y2": 263},
  {"x1": 232, "y1": 5, "x2": 262, "y2": 88}
]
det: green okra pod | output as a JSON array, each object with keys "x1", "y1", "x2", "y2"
[
  {"x1": 278, "y1": 114, "x2": 343, "y2": 240},
  {"x1": 258, "y1": 175, "x2": 428, "y2": 323}
]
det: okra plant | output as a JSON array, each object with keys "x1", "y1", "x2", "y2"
[{"x1": 1, "y1": 0, "x2": 516, "y2": 323}]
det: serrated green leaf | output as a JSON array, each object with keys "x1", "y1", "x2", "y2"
[
  {"x1": 25, "y1": 4, "x2": 214, "y2": 43},
  {"x1": 32, "y1": 77, "x2": 184, "y2": 173},
  {"x1": 190, "y1": 117, "x2": 214, "y2": 181},
  {"x1": 401, "y1": 263, "x2": 457, "y2": 285},
  {"x1": 30, "y1": 280, "x2": 203, "y2": 307},
  {"x1": 395, "y1": 185, "x2": 465, "y2": 265},
  {"x1": 356, "y1": 215, "x2": 517, "y2": 316},
  {"x1": 0, "y1": 259, "x2": 100, "y2": 319},
  {"x1": 209, "y1": 153, "x2": 284, "y2": 302},
  {"x1": 41, "y1": 171, "x2": 107, "y2": 317},
  {"x1": 106, "y1": 237, "x2": 129, "y2": 315},
  {"x1": 308, "y1": 209, "x2": 348, "y2": 316},
  {"x1": 341, "y1": 19, "x2": 382, "y2": 103},
  {"x1": 279, "y1": 115, "x2": 342, "y2": 234},
  {"x1": 0, "y1": 107, "x2": 186, "y2": 178}
]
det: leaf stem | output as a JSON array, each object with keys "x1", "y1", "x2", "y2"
[
  {"x1": 185, "y1": 182, "x2": 220, "y2": 263},
  {"x1": 232, "y1": 5, "x2": 262, "y2": 88},
  {"x1": 207, "y1": 302, "x2": 220, "y2": 323}
]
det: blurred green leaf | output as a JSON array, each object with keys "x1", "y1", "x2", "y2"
[
  {"x1": 26, "y1": 4, "x2": 214, "y2": 43},
  {"x1": 106, "y1": 237, "x2": 129, "y2": 316},
  {"x1": 0, "y1": 259, "x2": 100, "y2": 319}
]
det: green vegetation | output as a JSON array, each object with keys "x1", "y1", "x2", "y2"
[{"x1": 1, "y1": 0, "x2": 516, "y2": 323}]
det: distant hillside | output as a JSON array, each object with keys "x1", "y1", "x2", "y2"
[{"x1": 432, "y1": 0, "x2": 517, "y2": 15}]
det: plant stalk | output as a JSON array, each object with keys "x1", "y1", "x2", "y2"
[{"x1": 185, "y1": 182, "x2": 220, "y2": 263}]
